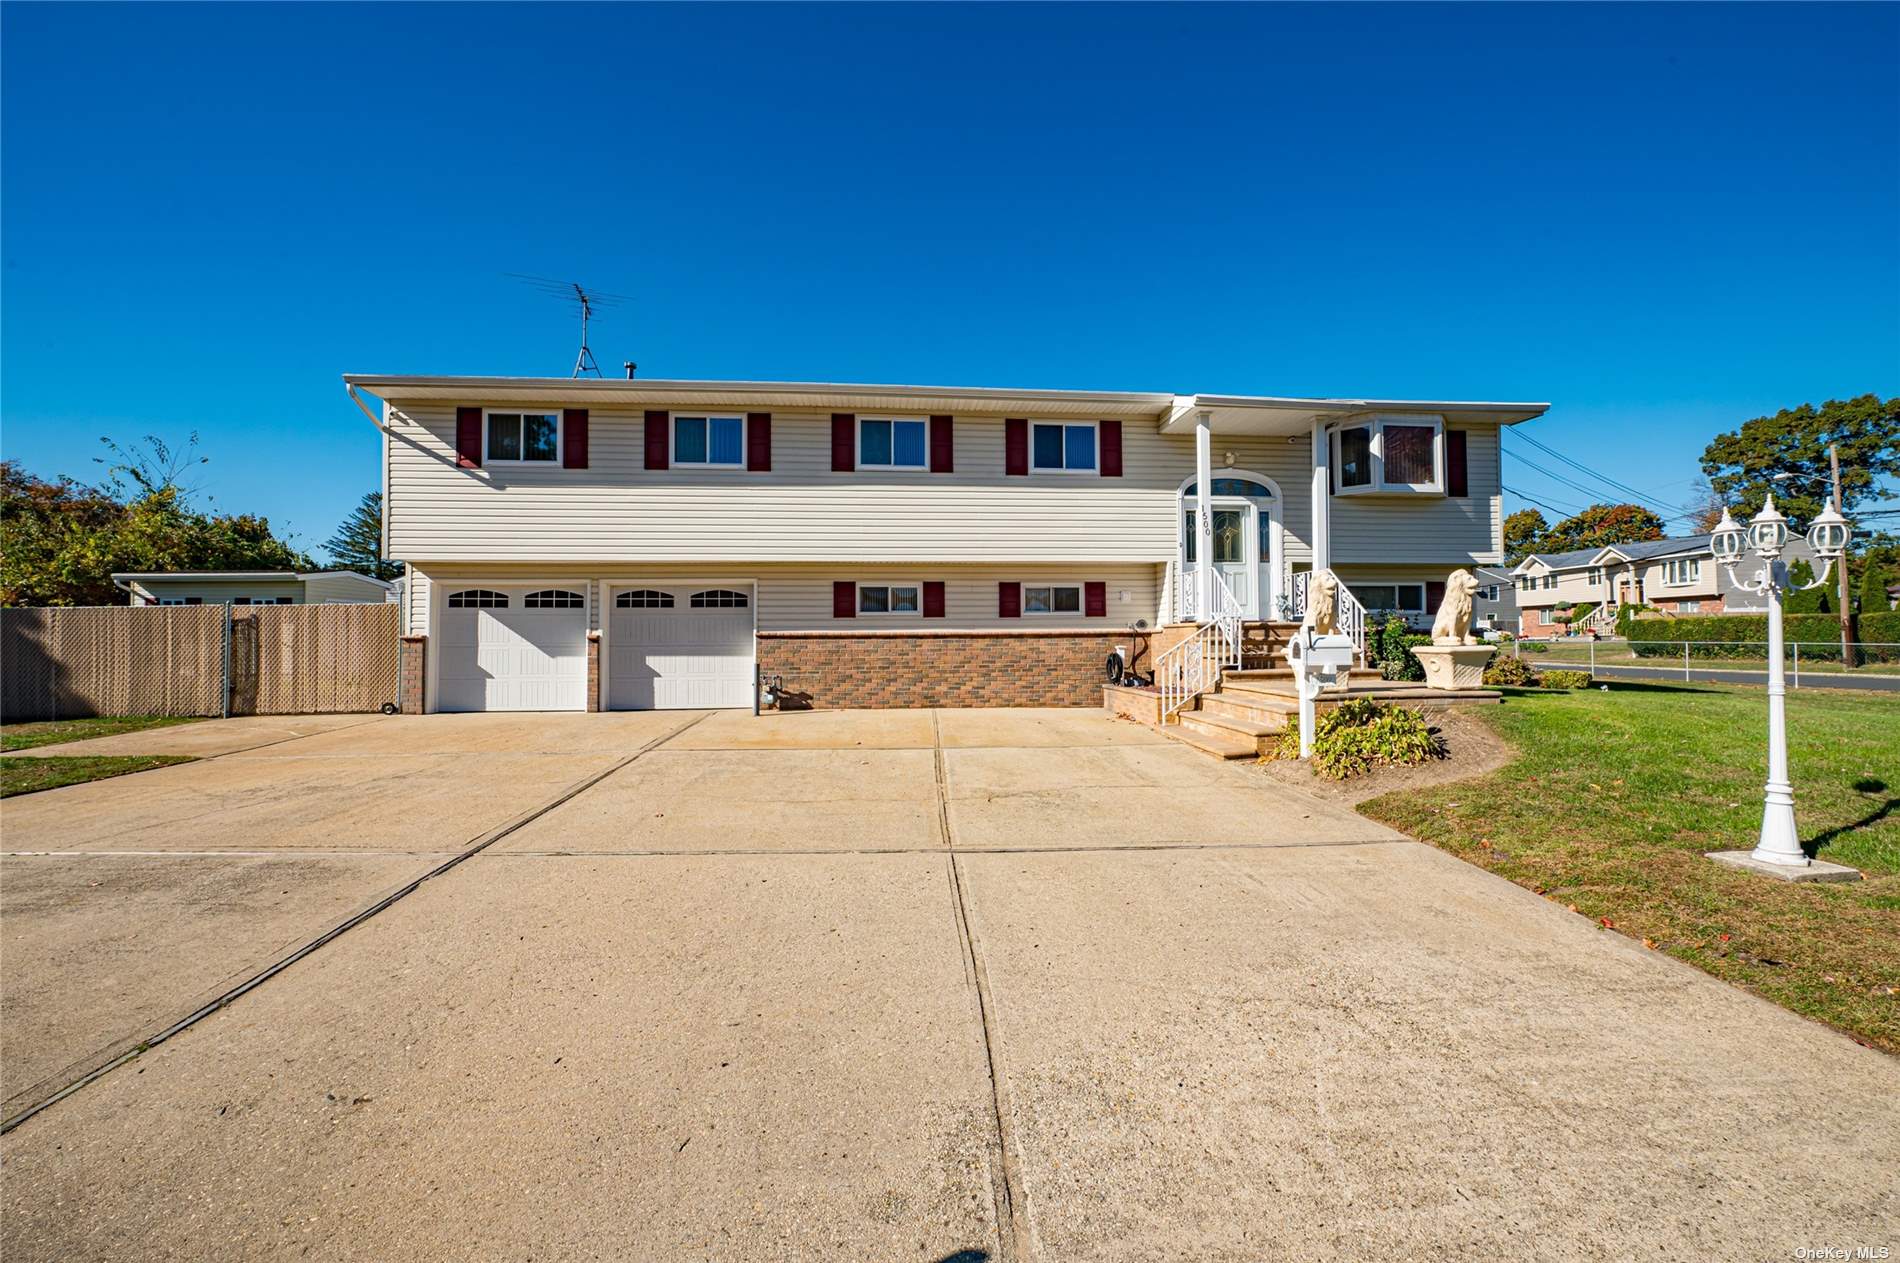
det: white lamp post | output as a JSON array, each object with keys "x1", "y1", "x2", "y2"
[{"x1": 1709, "y1": 493, "x2": 1853, "y2": 871}]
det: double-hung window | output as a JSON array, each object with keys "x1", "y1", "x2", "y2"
[
  {"x1": 859, "y1": 418, "x2": 927, "y2": 470},
  {"x1": 858, "y1": 583, "x2": 921, "y2": 615},
  {"x1": 1586, "y1": 567, "x2": 1606, "y2": 587},
  {"x1": 673, "y1": 415, "x2": 744, "y2": 468},
  {"x1": 1031, "y1": 422, "x2": 1097, "y2": 473},
  {"x1": 1331, "y1": 416, "x2": 1444, "y2": 494},
  {"x1": 1348, "y1": 583, "x2": 1427, "y2": 616},
  {"x1": 1542, "y1": 574, "x2": 1557, "y2": 591},
  {"x1": 1023, "y1": 584, "x2": 1082, "y2": 615},
  {"x1": 1662, "y1": 558, "x2": 1700, "y2": 586},
  {"x1": 487, "y1": 411, "x2": 560, "y2": 463}
]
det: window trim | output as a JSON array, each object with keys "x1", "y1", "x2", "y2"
[
  {"x1": 446, "y1": 588, "x2": 511, "y2": 609},
  {"x1": 523, "y1": 588, "x2": 586, "y2": 610},
  {"x1": 1019, "y1": 581, "x2": 1087, "y2": 616},
  {"x1": 483, "y1": 408, "x2": 563, "y2": 465},
  {"x1": 855, "y1": 580, "x2": 925, "y2": 617},
  {"x1": 1330, "y1": 415, "x2": 1445, "y2": 496},
  {"x1": 1029, "y1": 419, "x2": 1100, "y2": 476},
  {"x1": 688, "y1": 588, "x2": 750, "y2": 609},
  {"x1": 670, "y1": 412, "x2": 747, "y2": 470},
  {"x1": 856, "y1": 417, "x2": 930, "y2": 472},
  {"x1": 613, "y1": 589, "x2": 675, "y2": 610},
  {"x1": 1586, "y1": 566, "x2": 1606, "y2": 587},
  {"x1": 1660, "y1": 558, "x2": 1702, "y2": 587}
]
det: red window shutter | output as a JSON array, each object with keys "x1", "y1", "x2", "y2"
[
  {"x1": 832, "y1": 581, "x2": 856, "y2": 619},
  {"x1": 747, "y1": 413, "x2": 772, "y2": 472},
  {"x1": 644, "y1": 410, "x2": 669, "y2": 470},
  {"x1": 455, "y1": 407, "x2": 482, "y2": 468},
  {"x1": 1085, "y1": 581, "x2": 1107, "y2": 617},
  {"x1": 1100, "y1": 421, "x2": 1122, "y2": 477},
  {"x1": 998, "y1": 581, "x2": 1021, "y2": 619},
  {"x1": 923, "y1": 580, "x2": 945, "y2": 618},
  {"x1": 1426, "y1": 580, "x2": 1447, "y2": 613},
  {"x1": 831, "y1": 414, "x2": 855, "y2": 472},
  {"x1": 1446, "y1": 429, "x2": 1468, "y2": 497},
  {"x1": 563, "y1": 409, "x2": 589, "y2": 469},
  {"x1": 1005, "y1": 419, "x2": 1028, "y2": 476},
  {"x1": 929, "y1": 415, "x2": 954, "y2": 473}
]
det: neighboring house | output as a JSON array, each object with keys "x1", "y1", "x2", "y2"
[
  {"x1": 1510, "y1": 533, "x2": 1817, "y2": 635},
  {"x1": 347, "y1": 374, "x2": 1547, "y2": 712},
  {"x1": 1472, "y1": 566, "x2": 1516, "y2": 633},
  {"x1": 113, "y1": 570, "x2": 394, "y2": 607}
]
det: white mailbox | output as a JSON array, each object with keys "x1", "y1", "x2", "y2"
[{"x1": 1287, "y1": 630, "x2": 1357, "y2": 759}]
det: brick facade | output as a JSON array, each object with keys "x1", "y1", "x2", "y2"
[
  {"x1": 756, "y1": 630, "x2": 1148, "y2": 709},
  {"x1": 398, "y1": 635, "x2": 426, "y2": 714},
  {"x1": 585, "y1": 631, "x2": 601, "y2": 712}
]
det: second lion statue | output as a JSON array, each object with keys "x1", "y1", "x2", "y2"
[{"x1": 1430, "y1": 569, "x2": 1482, "y2": 645}]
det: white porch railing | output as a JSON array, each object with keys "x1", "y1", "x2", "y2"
[
  {"x1": 1157, "y1": 570, "x2": 1243, "y2": 721},
  {"x1": 1290, "y1": 569, "x2": 1368, "y2": 662},
  {"x1": 1585, "y1": 603, "x2": 1619, "y2": 633}
]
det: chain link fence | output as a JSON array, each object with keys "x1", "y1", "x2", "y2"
[
  {"x1": 2, "y1": 604, "x2": 400, "y2": 722},
  {"x1": 1507, "y1": 635, "x2": 1900, "y2": 688}
]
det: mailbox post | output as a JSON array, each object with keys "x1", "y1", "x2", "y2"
[{"x1": 1286, "y1": 627, "x2": 1356, "y2": 759}]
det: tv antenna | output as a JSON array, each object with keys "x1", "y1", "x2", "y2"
[{"x1": 505, "y1": 274, "x2": 636, "y2": 377}]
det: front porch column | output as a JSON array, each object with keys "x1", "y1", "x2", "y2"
[
  {"x1": 1310, "y1": 418, "x2": 1331, "y2": 572},
  {"x1": 1195, "y1": 410, "x2": 1214, "y2": 622}
]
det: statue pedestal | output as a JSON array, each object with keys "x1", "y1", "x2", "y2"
[{"x1": 1412, "y1": 644, "x2": 1495, "y2": 691}]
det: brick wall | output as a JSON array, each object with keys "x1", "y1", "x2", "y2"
[
  {"x1": 399, "y1": 635, "x2": 426, "y2": 714},
  {"x1": 586, "y1": 631, "x2": 601, "y2": 712},
  {"x1": 757, "y1": 630, "x2": 1146, "y2": 709}
]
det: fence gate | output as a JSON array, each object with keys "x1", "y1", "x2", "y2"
[{"x1": 227, "y1": 604, "x2": 400, "y2": 715}]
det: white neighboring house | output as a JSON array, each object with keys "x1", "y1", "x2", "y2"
[
  {"x1": 349, "y1": 374, "x2": 1549, "y2": 713},
  {"x1": 1510, "y1": 532, "x2": 1818, "y2": 636},
  {"x1": 113, "y1": 570, "x2": 395, "y2": 607}
]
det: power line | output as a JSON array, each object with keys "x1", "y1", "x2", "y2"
[
  {"x1": 1503, "y1": 437, "x2": 1703, "y2": 526},
  {"x1": 1511, "y1": 429, "x2": 1695, "y2": 515}
]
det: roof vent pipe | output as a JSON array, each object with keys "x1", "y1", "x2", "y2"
[{"x1": 623, "y1": 361, "x2": 637, "y2": 379}]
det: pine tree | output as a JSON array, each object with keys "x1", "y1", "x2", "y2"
[{"x1": 322, "y1": 492, "x2": 400, "y2": 581}]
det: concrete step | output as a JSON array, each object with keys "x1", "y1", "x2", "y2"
[
  {"x1": 1178, "y1": 709, "x2": 1282, "y2": 753},
  {"x1": 1162, "y1": 721, "x2": 1257, "y2": 760},
  {"x1": 1197, "y1": 691, "x2": 1296, "y2": 725}
]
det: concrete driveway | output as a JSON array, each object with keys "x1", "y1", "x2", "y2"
[{"x1": 2, "y1": 708, "x2": 1895, "y2": 1260}]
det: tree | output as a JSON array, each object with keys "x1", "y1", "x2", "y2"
[
  {"x1": 1857, "y1": 539, "x2": 1900, "y2": 615},
  {"x1": 1504, "y1": 509, "x2": 1548, "y2": 561},
  {"x1": 1, "y1": 457, "x2": 311, "y2": 606},
  {"x1": 1783, "y1": 559, "x2": 1832, "y2": 613},
  {"x1": 1684, "y1": 479, "x2": 1727, "y2": 533},
  {"x1": 1699, "y1": 394, "x2": 1899, "y2": 526},
  {"x1": 93, "y1": 433, "x2": 209, "y2": 501},
  {"x1": 323, "y1": 492, "x2": 401, "y2": 581},
  {"x1": 1536, "y1": 503, "x2": 1667, "y2": 554}
]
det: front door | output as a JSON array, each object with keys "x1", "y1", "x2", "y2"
[{"x1": 1184, "y1": 504, "x2": 1255, "y2": 617}]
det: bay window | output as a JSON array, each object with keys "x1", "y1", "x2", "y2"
[{"x1": 1331, "y1": 416, "x2": 1445, "y2": 494}]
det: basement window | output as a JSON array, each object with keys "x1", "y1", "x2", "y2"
[
  {"x1": 1023, "y1": 584, "x2": 1082, "y2": 615},
  {"x1": 858, "y1": 583, "x2": 921, "y2": 615}
]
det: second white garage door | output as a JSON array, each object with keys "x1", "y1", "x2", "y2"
[{"x1": 607, "y1": 586, "x2": 755, "y2": 710}]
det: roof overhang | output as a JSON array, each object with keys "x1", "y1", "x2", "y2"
[
  {"x1": 1158, "y1": 394, "x2": 1549, "y2": 437},
  {"x1": 112, "y1": 571, "x2": 302, "y2": 582}
]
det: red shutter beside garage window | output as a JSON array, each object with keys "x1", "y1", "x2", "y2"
[
  {"x1": 831, "y1": 414, "x2": 855, "y2": 472},
  {"x1": 1005, "y1": 419, "x2": 1028, "y2": 476},
  {"x1": 644, "y1": 411, "x2": 669, "y2": 470},
  {"x1": 929, "y1": 416, "x2": 954, "y2": 473},
  {"x1": 833, "y1": 581, "x2": 856, "y2": 619},
  {"x1": 1085, "y1": 581, "x2": 1107, "y2": 617},
  {"x1": 1099, "y1": 421, "x2": 1122, "y2": 477},
  {"x1": 456, "y1": 407, "x2": 482, "y2": 468},
  {"x1": 923, "y1": 581, "x2": 945, "y2": 618},
  {"x1": 747, "y1": 413, "x2": 772, "y2": 472},
  {"x1": 563, "y1": 409, "x2": 589, "y2": 469},
  {"x1": 1446, "y1": 429, "x2": 1468, "y2": 497},
  {"x1": 998, "y1": 582, "x2": 1021, "y2": 619}
]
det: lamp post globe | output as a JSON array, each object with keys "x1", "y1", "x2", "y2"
[
  {"x1": 1709, "y1": 507, "x2": 1747, "y2": 565},
  {"x1": 1806, "y1": 502, "x2": 1850, "y2": 560},
  {"x1": 1747, "y1": 494, "x2": 1790, "y2": 558}
]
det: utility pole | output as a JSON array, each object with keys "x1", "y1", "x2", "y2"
[{"x1": 1832, "y1": 444, "x2": 1858, "y2": 668}]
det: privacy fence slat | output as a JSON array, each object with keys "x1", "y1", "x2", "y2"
[{"x1": 2, "y1": 605, "x2": 398, "y2": 721}]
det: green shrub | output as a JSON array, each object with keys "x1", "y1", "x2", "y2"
[
  {"x1": 1267, "y1": 699, "x2": 1447, "y2": 781},
  {"x1": 1483, "y1": 656, "x2": 1539, "y2": 687},
  {"x1": 1627, "y1": 611, "x2": 1900, "y2": 662},
  {"x1": 1369, "y1": 616, "x2": 1430, "y2": 682},
  {"x1": 1519, "y1": 640, "x2": 1549, "y2": 653},
  {"x1": 1540, "y1": 669, "x2": 1594, "y2": 689}
]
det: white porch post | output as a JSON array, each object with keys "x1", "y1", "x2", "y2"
[
  {"x1": 1309, "y1": 419, "x2": 1331, "y2": 573},
  {"x1": 1195, "y1": 411, "x2": 1214, "y2": 623}
]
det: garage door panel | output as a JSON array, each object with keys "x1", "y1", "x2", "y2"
[
  {"x1": 438, "y1": 597, "x2": 588, "y2": 713},
  {"x1": 607, "y1": 589, "x2": 753, "y2": 711}
]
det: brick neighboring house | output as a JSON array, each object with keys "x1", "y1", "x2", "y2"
[
  {"x1": 350, "y1": 374, "x2": 1547, "y2": 712},
  {"x1": 1510, "y1": 533, "x2": 1818, "y2": 636}
]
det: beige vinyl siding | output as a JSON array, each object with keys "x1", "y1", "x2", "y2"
[
  {"x1": 412, "y1": 562, "x2": 1161, "y2": 632},
  {"x1": 388, "y1": 406, "x2": 1312, "y2": 565},
  {"x1": 301, "y1": 572, "x2": 391, "y2": 604},
  {"x1": 1328, "y1": 425, "x2": 1502, "y2": 566},
  {"x1": 1516, "y1": 565, "x2": 1611, "y2": 609},
  {"x1": 126, "y1": 578, "x2": 303, "y2": 606}
]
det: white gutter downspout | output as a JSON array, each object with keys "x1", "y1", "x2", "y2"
[{"x1": 346, "y1": 382, "x2": 390, "y2": 434}]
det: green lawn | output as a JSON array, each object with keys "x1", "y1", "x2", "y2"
[
  {"x1": 1, "y1": 714, "x2": 202, "y2": 752},
  {"x1": 0, "y1": 755, "x2": 196, "y2": 798},
  {"x1": 1360, "y1": 683, "x2": 1900, "y2": 1053}
]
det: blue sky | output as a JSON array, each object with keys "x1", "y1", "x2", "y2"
[{"x1": 3, "y1": 2, "x2": 1895, "y2": 555}]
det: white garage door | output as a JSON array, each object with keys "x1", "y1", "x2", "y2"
[
  {"x1": 437, "y1": 587, "x2": 588, "y2": 712},
  {"x1": 607, "y1": 586, "x2": 754, "y2": 710}
]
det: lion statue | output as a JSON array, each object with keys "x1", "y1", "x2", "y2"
[
  {"x1": 1301, "y1": 570, "x2": 1339, "y2": 636},
  {"x1": 1430, "y1": 569, "x2": 1482, "y2": 645}
]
